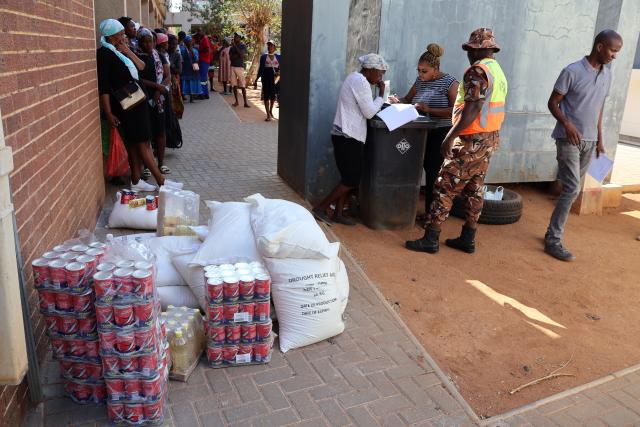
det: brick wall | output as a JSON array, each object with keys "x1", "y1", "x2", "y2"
[{"x1": 0, "y1": 1, "x2": 104, "y2": 425}]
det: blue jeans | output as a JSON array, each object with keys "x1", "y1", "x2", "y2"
[
  {"x1": 545, "y1": 139, "x2": 596, "y2": 246},
  {"x1": 199, "y1": 61, "x2": 210, "y2": 96}
]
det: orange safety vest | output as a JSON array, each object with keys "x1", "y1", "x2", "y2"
[{"x1": 453, "y1": 58, "x2": 508, "y2": 135}]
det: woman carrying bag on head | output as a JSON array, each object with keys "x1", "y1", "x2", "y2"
[{"x1": 96, "y1": 19, "x2": 165, "y2": 191}]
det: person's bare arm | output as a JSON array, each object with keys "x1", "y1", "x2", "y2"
[
  {"x1": 100, "y1": 94, "x2": 119, "y2": 127},
  {"x1": 596, "y1": 104, "x2": 605, "y2": 158},
  {"x1": 548, "y1": 90, "x2": 581, "y2": 145}
]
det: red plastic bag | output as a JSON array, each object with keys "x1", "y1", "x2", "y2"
[{"x1": 106, "y1": 128, "x2": 129, "y2": 177}]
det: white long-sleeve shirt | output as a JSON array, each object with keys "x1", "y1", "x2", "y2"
[{"x1": 333, "y1": 72, "x2": 384, "y2": 143}]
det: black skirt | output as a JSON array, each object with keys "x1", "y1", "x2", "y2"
[
  {"x1": 261, "y1": 67, "x2": 277, "y2": 101},
  {"x1": 115, "y1": 99, "x2": 152, "y2": 145},
  {"x1": 332, "y1": 134, "x2": 364, "y2": 188}
]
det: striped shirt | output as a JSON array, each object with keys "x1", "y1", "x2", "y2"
[{"x1": 412, "y1": 73, "x2": 457, "y2": 128}]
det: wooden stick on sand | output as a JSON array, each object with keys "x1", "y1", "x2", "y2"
[{"x1": 509, "y1": 355, "x2": 575, "y2": 395}]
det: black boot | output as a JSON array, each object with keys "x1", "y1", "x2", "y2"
[
  {"x1": 445, "y1": 225, "x2": 476, "y2": 253},
  {"x1": 405, "y1": 226, "x2": 440, "y2": 253}
]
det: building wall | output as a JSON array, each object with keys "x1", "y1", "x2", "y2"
[{"x1": 0, "y1": 1, "x2": 105, "y2": 425}]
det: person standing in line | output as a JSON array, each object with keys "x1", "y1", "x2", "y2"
[
  {"x1": 312, "y1": 54, "x2": 388, "y2": 226},
  {"x1": 118, "y1": 16, "x2": 139, "y2": 53},
  {"x1": 229, "y1": 32, "x2": 250, "y2": 108},
  {"x1": 389, "y1": 43, "x2": 459, "y2": 221},
  {"x1": 194, "y1": 28, "x2": 212, "y2": 99},
  {"x1": 168, "y1": 34, "x2": 184, "y2": 119},
  {"x1": 406, "y1": 28, "x2": 508, "y2": 254},
  {"x1": 96, "y1": 19, "x2": 164, "y2": 191},
  {"x1": 543, "y1": 30, "x2": 623, "y2": 261},
  {"x1": 218, "y1": 37, "x2": 232, "y2": 95},
  {"x1": 254, "y1": 40, "x2": 280, "y2": 121},
  {"x1": 180, "y1": 35, "x2": 201, "y2": 103},
  {"x1": 208, "y1": 35, "x2": 220, "y2": 92}
]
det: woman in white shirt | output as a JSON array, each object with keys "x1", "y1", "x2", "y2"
[{"x1": 312, "y1": 54, "x2": 388, "y2": 226}]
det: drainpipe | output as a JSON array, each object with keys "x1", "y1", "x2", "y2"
[{"x1": 0, "y1": 106, "x2": 40, "y2": 401}]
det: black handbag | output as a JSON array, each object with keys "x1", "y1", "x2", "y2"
[{"x1": 114, "y1": 81, "x2": 146, "y2": 111}]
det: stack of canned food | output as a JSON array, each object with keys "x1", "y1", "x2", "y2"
[
  {"x1": 93, "y1": 259, "x2": 170, "y2": 426},
  {"x1": 204, "y1": 261, "x2": 274, "y2": 367},
  {"x1": 32, "y1": 241, "x2": 107, "y2": 404}
]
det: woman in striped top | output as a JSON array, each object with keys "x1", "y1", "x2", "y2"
[{"x1": 390, "y1": 43, "x2": 459, "y2": 219}]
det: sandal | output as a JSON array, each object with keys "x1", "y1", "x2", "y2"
[
  {"x1": 160, "y1": 165, "x2": 171, "y2": 174},
  {"x1": 312, "y1": 208, "x2": 334, "y2": 226},
  {"x1": 142, "y1": 168, "x2": 151, "y2": 180}
]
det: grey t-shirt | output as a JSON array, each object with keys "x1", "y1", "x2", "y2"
[{"x1": 551, "y1": 57, "x2": 611, "y2": 141}]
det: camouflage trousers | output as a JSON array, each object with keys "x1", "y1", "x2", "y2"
[{"x1": 427, "y1": 131, "x2": 500, "y2": 227}]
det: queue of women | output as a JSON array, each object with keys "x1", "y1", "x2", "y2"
[{"x1": 98, "y1": 18, "x2": 282, "y2": 192}]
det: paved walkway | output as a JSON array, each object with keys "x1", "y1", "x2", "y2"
[{"x1": 24, "y1": 94, "x2": 475, "y2": 427}]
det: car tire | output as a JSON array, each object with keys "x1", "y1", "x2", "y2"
[{"x1": 450, "y1": 185, "x2": 523, "y2": 225}]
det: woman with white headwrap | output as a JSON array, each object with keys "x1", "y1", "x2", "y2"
[
  {"x1": 97, "y1": 18, "x2": 165, "y2": 191},
  {"x1": 312, "y1": 53, "x2": 388, "y2": 226}
]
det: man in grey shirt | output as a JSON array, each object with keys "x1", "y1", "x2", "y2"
[{"x1": 544, "y1": 30, "x2": 623, "y2": 261}]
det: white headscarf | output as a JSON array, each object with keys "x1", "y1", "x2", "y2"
[
  {"x1": 99, "y1": 19, "x2": 139, "y2": 80},
  {"x1": 358, "y1": 53, "x2": 388, "y2": 71}
]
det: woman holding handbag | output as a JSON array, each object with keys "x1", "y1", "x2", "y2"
[
  {"x1": 179, "y1": 35, "x2": 201, "y2": 103},
  {"x1": 97, "y1": 19, "x2": 165, "y2": 191}
]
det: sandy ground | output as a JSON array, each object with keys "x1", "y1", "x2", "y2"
[
  {"x1": 210, "y1": 80, "x2": 279, "y2": 123},
  {"x1": 331, "y1": 185, "x2": 640, "y2": 417}
]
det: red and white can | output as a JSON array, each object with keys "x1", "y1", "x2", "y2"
[
  {"x1": 107, "y1": 402, "x2": 125, "y2": 421},
  {"x1": 50, "y1": 338, "x2": 66, "y2": 358},
  {"x1": 116, "y1": 260, "x2": 135, "y2": 269},
  {"x1": 70, "y1": 244, "x2": 89, "y2": 253},
  {"x1": 42, "y1": 251, "x2": 61, "y2": 260},
  {"x1": 74, "y1": 383, "x2": 93, "y2": 402},
  {"x1": 93, "y1": 271, "x2": 114, "y2": 299},
  {"x1": 239, "y1": 301, "x2": 255, "y2": 320},
  {"x1": 52, "y1": 244, "x2": 70, "y2": 253},
  {"x1": 134, "y1": 328, "x2": 155, "y2": 351},
  {"x1": 124, "y1": 403, "x2": 144, "y2": 424},
  {"x1": 207, "y1": 304, "x2": 224, "y2": 324},
  {"x1": 143, "y1": 400, "x2": 164, "y2": 421},
  {"x1": 95, "y1": 304, "x2": 114, "y2": 325},
  {"x1": 141, "y1": 375, "x2": 162, "y2": 400},
  {"x1": 113, "y1": 268, "x2": 134, "y2": 296},
  {"x1": 223, "y1": 303, "x2": 239, "y2": 322},
  {"x1": 88, "y1": 363, "x2": 102, "y2": 380},
  {"x1": 256, "y1": 320, "x2": 272, "y2": 341},
  {"x1": 113, "y1": 304, "x2": 135, "y2": 327},
  {"x1": 44, "y1": 315, "x2": 58, "y2": 333},
  {"x1": 119, "y1": 354, "x2": 139, "y2": 373},
  {"x1": 89, "y1": 241, "x2": 107, "y2": 249},
  {"x1": 102, "y1": 354, "x2": 120, "y2": 375},
  {"x1": 134, "y1": 261, "x2": 154, "y2": 275},
  {"x1": 132, "y1": 269, "x2": 153, "y2": 298},
  {"x1": 208, "y1": 324, "x2": 226, "y2": 345},
  {"x1": 39, "y1": 290, "x2": 57, "y2": 311},
  {"x1": 207, "y1": 277, "x2": 224, "y2": 303},
  {"x1": 98, "y1": 330, "x2": 117, "y2": 352},
  {"x1": 85, "y1": 248, "x2": 105, "y2": 263},
  {"x1": 78, "y1": 317, "x2": 97, "y2": 335},
  {"x1": 92, "y1": 384, "x2": 107, "y2": 402},
  {"x1": 207, "y1": 344, "x2": 223, "y2": 366},
  {"x1": 124, "y1": 378, "x2": 142, "y2": 400},
  {"x1": 238, "y1": 343, "x2": 253, "y2": 361},
  {"x1": 106, "y1": 378, "x2": 125, "y2": 401},
  {"x1": 138, "y1": 353, "x2": 159, "y2": 376},
  {"x1": 134, "y1": 300, "x2": 154, "y2": 323},
  {"x1": 223, "y1": 277, "x2": 240, "y2": 301},
  {"x1": 85, "y1": 340, "x2": 100, "y2": 358},
  {"x1": 254, "y1": 341, "x2": 271, "y2": 362},
  {"x1": 96, "y1": 262, "x2": 116, "y2": 272},
  {"x1": 67, "y1": 338, "x2": 86, "y2": 357},
  {"x1": 225, "y1": 324, "x2": 241, "y2": 344},
  {"x1": 71, "y1": 362, "x2": 89, "y2": 380},
  {"x1": 54, "y1": 292, "x2": 73, "y2": 311},
  {"x1": 65, "y1": 262, "x2": 87, "y2": 289},
  {"x1": 239, "y1": 275, "x2": 255, "y2": 300},
  {"x1": 75, "y1": 255, "x2": 97, "y2": 276},
  {"x1": 254, "y1": 274, "x2": 271, "y2": 298},
  {"x1": 57, "y1": 316, "x2": 78, "y2": 334},
  {"x1": 48, "y1": 259, "x2": 68, "y2": 288},
  {"x1": 241, "y1": 323, "x2": 256, "y2": 343},
  {"x1": 116, "y1": 330, "x2": 136, "y2": 353},
  {"x1": 254, "y1": 299, "x2": 270, "y2": 322},
  {"x1": 32, "y1": 258, "x2": 51, "y2": 285},
  {"x1": 222, "y1": 345, "x2": 238, "y2": 364},
  {"x1": 72, "y1": 292, "x2": 93, "y2": 313},
  {"x1": 59, "y1": 252, "x2": 78, "y2": 262},
  {"x1": 234, "y1": 262, "x2": 250, "y2": 270},
  {"x1": 59, "y1": 360, "x2": 74, "y2": 377}
]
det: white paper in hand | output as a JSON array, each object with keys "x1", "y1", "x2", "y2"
[
  {"x1": 376, "y1": 104, "x2": 419, "y2": 131},
  {"x1": 587, "y1": 153, "x2": 614, "y2": 183}
]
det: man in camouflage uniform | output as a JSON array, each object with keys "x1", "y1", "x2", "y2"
[{"x1": 406, "y1": 28, "x2": 508, "y2": 254}]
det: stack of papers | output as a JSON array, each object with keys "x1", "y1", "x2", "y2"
[{"x1": 376, "y1": 104, "x2": 419, "y2": 131}]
